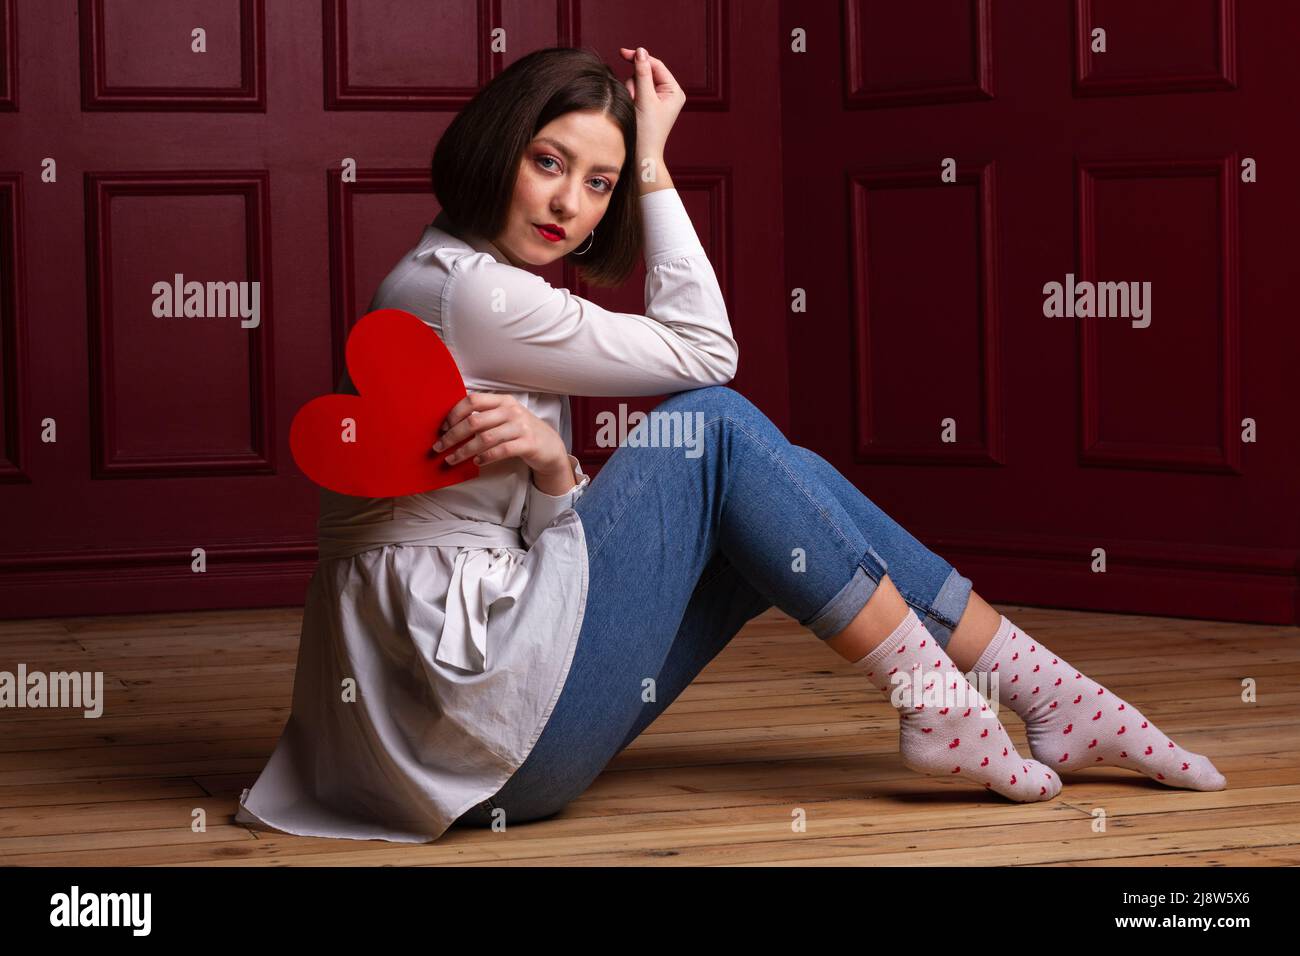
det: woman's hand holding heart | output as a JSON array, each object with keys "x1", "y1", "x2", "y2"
[{"x1": 433, "y1": 392, "x2": 573, "y2": 491}]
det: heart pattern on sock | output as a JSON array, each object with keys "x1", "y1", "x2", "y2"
[
  {"x1": 975, "y1": 616, "x2": 1226, "y2": 791},
  {"x1": 854, "y1": 611, "x2": 1061, "y2": 803}
]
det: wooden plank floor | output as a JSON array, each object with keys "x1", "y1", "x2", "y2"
[{"x1": 1, "y1": 603, "x2": 1298, "y2": 866}]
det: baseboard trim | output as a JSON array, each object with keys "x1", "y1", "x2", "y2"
[
  {"x1": 1, "y1": 534, "x2": 1296, "y2": 625},
  {"x1": 0, "y1": 542, "x2": 319, "y2": 619},
  {"x1": 920, "y1": 531, "x2": 1300, "y2": 626}
]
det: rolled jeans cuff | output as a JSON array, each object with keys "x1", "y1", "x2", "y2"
[
  {"x1": 804, "y1": 545, "x2": 890, "y2": 641},
  {"x1": 912, "y1": 567, "x2": 973, "y2": 649}
]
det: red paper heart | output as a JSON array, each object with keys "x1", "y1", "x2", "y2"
[{"x1": 290, "y1": 308, "x2": 479, "y2": 497}]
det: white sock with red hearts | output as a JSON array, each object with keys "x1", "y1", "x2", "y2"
[
  {"x1": 852, "y1": 609, "x2": 1061, "y2": 802},
  {"x1": 974, "y1": 615, "x2": 1226, "y2": 790}
]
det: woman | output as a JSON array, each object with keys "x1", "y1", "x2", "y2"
[{"x1": 236, "y1": 46, "x2": 1224, "y2": 844}]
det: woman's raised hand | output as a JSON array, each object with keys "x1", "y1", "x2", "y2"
[{"x1": 618, "y1": 47, "x2": 684, "y2": 175}]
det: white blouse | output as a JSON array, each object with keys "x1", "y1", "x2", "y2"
[{"x1": 235, "y1": 187, "x2": 737, "y2": 842}]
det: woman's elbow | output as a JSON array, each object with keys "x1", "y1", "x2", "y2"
[{"x1": 710, "y1": 340, "x2": 740, "y2": 384}]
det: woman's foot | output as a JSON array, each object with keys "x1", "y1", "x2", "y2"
[
  {"x1": 973, "y1": 615, "x2": 1226, "y2": 791},
  {"x1": 853, "y1": 611, "x2": 1062, "y2": 802}
]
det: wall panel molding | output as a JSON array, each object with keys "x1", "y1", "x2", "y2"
[
  {"x1": 847, "y1": 162, "x2": 1004, "y2": 466},
  {"x1": 1076, "y1": 155, "x2": 1241, "y2": 473},
  {"x1": 0, "y1": 174, "x2": 27, "y2": 482},
  {"x1": 84, "y1": 171, "x2": 276, "y2": 478},
  {"x1": 78, "y1": 0, "x2": 267, "y2": 111},
  {"x1": 1072, "y1": 0, "x2": 1237, "y2": 96},
  {"x1": 0, "y1": 0, "x2": 16, "y2": 111},
  {"x1": 843, "y1": 0, "x2": 993, "y2": 109},
  {"x1": 323, "y1": 0, "x2": 490, "y2": 110}
]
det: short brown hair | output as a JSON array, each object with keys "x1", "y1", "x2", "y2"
[{"x1": 432, "y1": 46, "x2": 641, "y2": 288}]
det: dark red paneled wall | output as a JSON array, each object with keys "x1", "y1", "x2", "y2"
[
  {"x1": 781, "y1": 0, "x2": 1299, "y2": 624},
  {"x1": 1, "y1": 0, "x2": 1295, "y2": 624}
]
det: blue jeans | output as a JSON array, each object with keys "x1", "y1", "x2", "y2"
[{"x1": 452, "y1": 386, "x2": 972, "y2": 827}]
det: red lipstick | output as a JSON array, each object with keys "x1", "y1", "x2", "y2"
[{"x1": 534, "y1": 223, "x2": 565, "y2": 242}]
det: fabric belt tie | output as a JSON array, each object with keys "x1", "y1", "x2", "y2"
[{"x1": 316, "y1": 505, "x2": 525, "y2": 674}]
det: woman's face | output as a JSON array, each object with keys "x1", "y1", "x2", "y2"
[{"x1": 493, "y1": 109, "x2": 626, "y2": 268}]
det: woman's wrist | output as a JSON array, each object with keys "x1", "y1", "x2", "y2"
[
  {"x1": 531, "y1": 454, "x2": 577, "y2": 496},
  {"x1": 637, "y1": 155, "x2": 672, "y2": 195}
]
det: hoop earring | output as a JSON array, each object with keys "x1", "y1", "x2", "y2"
[{"x1": 572, "y1": 226, "x2": 595, "y2": 256}]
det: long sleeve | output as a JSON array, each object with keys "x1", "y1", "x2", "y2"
[
  {"x1": 440, "y1": 188, "x2": 737, "y2": 397},
  {"x1": 520, "y1": 454, "x2": 591, "y2": 548}
]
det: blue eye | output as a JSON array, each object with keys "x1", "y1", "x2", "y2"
[{"x1": 536, "y1": 154, "x2": 613, "y2": 193}]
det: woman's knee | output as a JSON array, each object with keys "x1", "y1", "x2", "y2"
[
  {"x1": 658, "y1": 384, "x2": 761, "y2": 421},
  {"x1": 789, "y1": 443, "x2": 820, "y2": 467}
]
